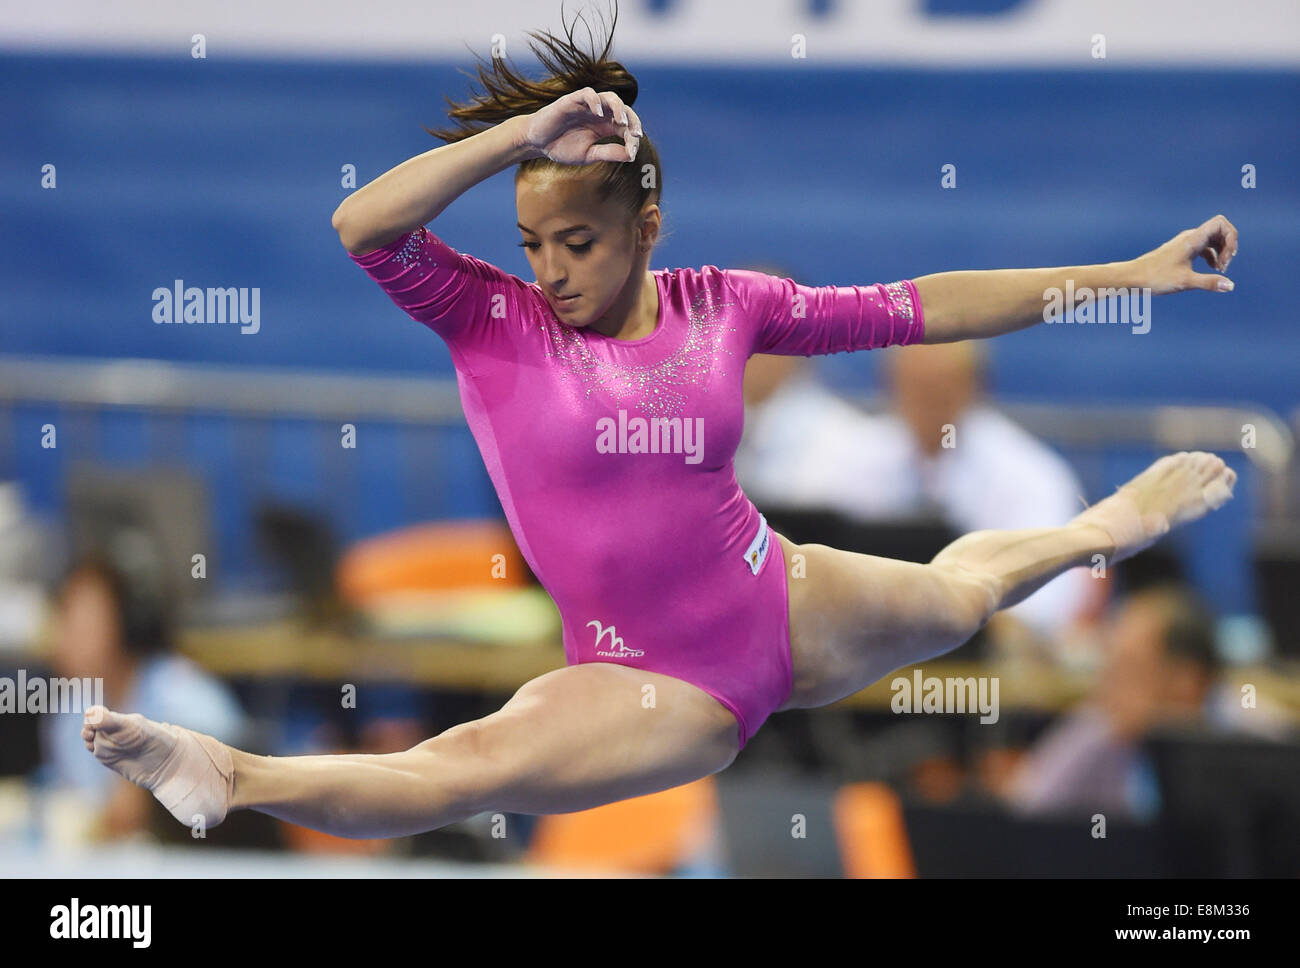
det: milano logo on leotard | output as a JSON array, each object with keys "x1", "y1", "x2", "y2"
[{"x1": 586, "y1": 620, "x2": 645, "y2": 658}]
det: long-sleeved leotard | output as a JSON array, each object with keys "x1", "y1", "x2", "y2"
[{"x1": 350, "y1": 226, "x2": 924, "y2": 748}]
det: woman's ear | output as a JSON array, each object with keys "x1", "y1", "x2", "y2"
[{"x1": 637, "y1": 207, "x2": 659, "y2": 251}]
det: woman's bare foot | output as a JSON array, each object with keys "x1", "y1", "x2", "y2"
[
  {"x1": 82, "y1": 706, "x2": 235, "y2": 828},
  {"x1": 1073, "y1": 451, "x2": 1237, "y2": 563}
]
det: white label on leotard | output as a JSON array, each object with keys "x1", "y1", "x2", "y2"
[{"x1": 743, "y1": 514, "x2": 770, "y2": 576}]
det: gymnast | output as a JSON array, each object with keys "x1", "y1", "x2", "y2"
[{"x1": 82, "y1": 6, "x2": 1239, "y2": 839}]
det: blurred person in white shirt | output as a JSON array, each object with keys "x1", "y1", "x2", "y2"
[{"x1": 738, "y1": 338, "x2": 1094, "y2": 644}]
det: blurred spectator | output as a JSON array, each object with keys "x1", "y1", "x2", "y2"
[
  {"x1": 37, "y1": 552, "x2": 246, "y2": 841},
  {"x1": 0, "y1": 480, "x2": 56, "y2": 649},
  {"x1": 998, "y1": 584, "x2": 1292, "y2": 822},
  {"x1": 738, "y1": 337, "x2": 1094, "y2": 640}
]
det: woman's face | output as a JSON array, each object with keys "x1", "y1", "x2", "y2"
[
  {"x1": 515, "y1": 171, "x2": 646, "y2": 327},
  {"x1": 52, "y1": 572, "x2": 123, "y2": 678}
]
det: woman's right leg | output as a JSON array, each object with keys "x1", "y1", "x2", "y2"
[{"x1": 84, "y1": 663, "x2": 741, "y2": 840}]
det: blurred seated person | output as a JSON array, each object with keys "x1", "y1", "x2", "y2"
[
  {"x1": 37, "y1": 553, "x2": 247, "y2": 841},
  {"x1": 996, "y1": 584, "x2": 1290, "y2": 822},
  {"x1": 737, "y1": 338, "x2": 1093, "y2": 640}
]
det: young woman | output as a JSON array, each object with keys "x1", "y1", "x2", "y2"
[{"x1": 83, "y1": 10, "x2": 1239, "y2": 840}]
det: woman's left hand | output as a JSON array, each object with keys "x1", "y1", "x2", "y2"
[{"x1": 1133, "y1": 214, "x2": 1239, "y2": 295}]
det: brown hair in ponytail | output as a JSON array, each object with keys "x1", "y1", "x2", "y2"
[{"x1": 425, "y1": 0, "x2": 663, "y2": 233}]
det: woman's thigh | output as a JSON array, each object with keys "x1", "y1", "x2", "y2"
[
  {"x1": 774, "y1": 533, "x2": 992, "y2": 711},
  {"x1": 427, "y1": 662, "x2": 741, "y2": 816}
]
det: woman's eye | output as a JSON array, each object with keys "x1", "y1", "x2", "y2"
[{"x1": 517, "y1": 241, "x2": 593, "y2": 253}]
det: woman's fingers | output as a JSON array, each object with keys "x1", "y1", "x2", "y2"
[
  {"x1": 584, "y1": 129, "x2": 638, "y2": 163},
  {"x1": 625, "y1": 106, "x2": 644, "y2": 162},
  {"x1": 1183, "y1": 269, "x2": 1234, "y2": 293},
  {"x1": 1136, "y1": 216, "x2": 1239, "y2": 294},
  {"x1": 1191, "y1": 214, "x2": 1238, "y2": 271},
  {"x1": 578, "y1": 87, "x2": 603, "y2": 119},
  {"x1": 537, "y1": 88, "x2": 641, "y2": 164},
  {"x1": 584, "y1": 143, "x2": 623, "y2": 163},
  {"x1": 597, "y1": 91, "x2": 637, "y2": 159},
  {"x1": 586, "y1": 92, "x2": 640, "y2": 162},
  {"x1": 622, "y1": 117, "x2": 641, "y2": 162},
  {"x1": 597, "y1": 90, "x2": 629, "y2": 126},
  {"x1": 1219, "y1": 216, "x2": 1239, "y2": 271},
  {"x1": 565, "y1": 87, "x2": 640, "y2": 136}
]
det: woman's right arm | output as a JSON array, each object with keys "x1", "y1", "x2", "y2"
[
  {"x1": 332, "y1": 89, "x2": 640, "y2": 256},
  {"x1": 331, "y1": 114, "x2": 540, "y2": 257}
]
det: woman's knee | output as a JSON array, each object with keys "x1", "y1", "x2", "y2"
[
  {"x1": 927, "y1": 561, "x2": 1002, "y2": 635},
  {"x1": 408, "y1": 667, "x2": 740, "y2": 816}
]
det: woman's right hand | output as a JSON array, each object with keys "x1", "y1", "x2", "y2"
[{"x1": 522, "y1": 88, "x2": 643, "y2": 165}]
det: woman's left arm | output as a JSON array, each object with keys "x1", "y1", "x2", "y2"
[{"x1": 912, "y1": 214, "x2": 1239, "y2": 343}]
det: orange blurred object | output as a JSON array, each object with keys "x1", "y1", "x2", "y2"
[
  {"x1": 338, "y1": 520, "x2": 528, "y2": 602},
  {"x1": 526, "y1": 777, "x2": 720, "y2": 875},
  {"x1": 833, "y1": 782, "x2": 917, "y2": 878},
  {"x1": 280, "y1": 820, "x2": 391, "y2": 856}
]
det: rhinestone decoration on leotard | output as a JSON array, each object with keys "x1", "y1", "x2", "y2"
[
  {"x1": 880, "y1": 280, "x2": 918, "y2": 337},
  {"x1": 392, "y1": 227, "x2": 433, "y2": 270},
  {"x1": 540, "y1": 282, "x2": 738, "y2": 418}
]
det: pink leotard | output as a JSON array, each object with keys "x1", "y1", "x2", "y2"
[{"x1": 349, "y1": 226, "x2": 925, "y2": 748}]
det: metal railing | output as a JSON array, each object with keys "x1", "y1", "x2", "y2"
[
  {"x1": 1, "y1": 354, "x2": 1294, "y2": 515},
  {"x1": 0, "y1": 356, "x2": 463, "y2": 423},
  {"x1": 0, "y1": 356, "x2": 478, "y2": 583}
]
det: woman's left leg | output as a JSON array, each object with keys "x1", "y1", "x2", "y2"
[{"x1": 775, "y1": 450, "x2": 1237, "y2": 709}]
